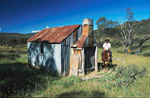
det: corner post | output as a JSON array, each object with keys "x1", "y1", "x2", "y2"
[
  {"x1": 81, "y1": 49, "x2": 85, "y2": 75},
  {"x1": 95, "y1": 46, "x2": 98, "y2": 72}
]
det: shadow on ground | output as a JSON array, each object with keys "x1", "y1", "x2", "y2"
[
  {"x1": 57, "y1": 90, "x2": 105, "y2": 98},
  {"x1": 0, "y1": 62, "x2": 60, "y2": 97},
  {"x1": 98, "y1": 62, "x2": 117, "y2": 71}
]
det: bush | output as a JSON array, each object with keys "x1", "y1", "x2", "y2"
[
  {"x1": 115, "y1": 65, "x2": 146, "y2": 87},
  {"x1": 111, "y1": 41, "x2": 122, "y2": 48},
  {"x1": 138, "y1": 48, "x2": 150, "y2": 57},
  {"x1": 117, "y1": 49, "x2": 124, "y2": 54},
  {"x1": 98, "y1": 65, "x2": 147, "y2": 88},
  {"x1": 143, "y1": 53, "x2": 150, "y2": 57},
  {"x1": 142, "y1": 50, "x2": 150, "y2": 57}
]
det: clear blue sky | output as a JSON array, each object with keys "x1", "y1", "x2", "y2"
[{"x1": 0, "y1": 0, "x2": 150, "y2": 33}]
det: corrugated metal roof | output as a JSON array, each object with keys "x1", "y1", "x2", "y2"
[
  {"x1": 71, "y1": 35, "x2": 88, "y2": 48},
  {"x1": 27, "y1": 24, "x2": 80, "y2": 43}
]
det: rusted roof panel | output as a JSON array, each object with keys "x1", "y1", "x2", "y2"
[
  {"x1": 27, "y1": 24, "x2": 80, "y2": 43},
  {"x1": 71, "y1": 35, "x2": 88, "y2": 48}
]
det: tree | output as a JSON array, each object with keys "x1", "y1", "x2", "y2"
[
  {"x1": 118, "y1": 8, "x2": 137, "y2": 53},
  {"x1": 96, "y1": 8, "x2": 136, "y2": 53},
  {"x1": 96, "y1": 8, "x2": 150, "y2": 54},
  {"x1": 134, "y1": 21, "x2": 150, "y2": 54},
  {"x1": 96, "y1": 17, "x2": 107, "y2": 46},
  {"x1": 96, "y1": 17, "x2": 118, "y2": 46}
]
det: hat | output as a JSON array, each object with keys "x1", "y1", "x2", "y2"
[{"x1": 105, "y1": 39, "x2": 109, "y2": 42}]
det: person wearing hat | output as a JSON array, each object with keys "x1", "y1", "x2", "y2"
[{"x1": 101, "y1": 39, "x2": 112, "y2": 61}]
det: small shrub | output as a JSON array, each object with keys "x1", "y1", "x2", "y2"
[
  {"x1": 117, "y1": 50, "x2": 124, "y2": 54},
  {"x1": 115, "y1": 65, "x2": 146, "y2": 87},
  {"x1": 140, "y1": 48, "x2": 150, "y2": 57},
  {"x1": 143, "y1": 53, "x2": 150, "y2": 57},
  {"x1": 98, "y1": 65, "x2": 147, "y2": 88},
  {"x1": 130, "y1": 51, "x2": 135, "y2": 54}
]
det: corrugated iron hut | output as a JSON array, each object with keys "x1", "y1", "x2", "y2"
[{"x1": 27, "y1": 18, "x2": 98, "y2": 76}]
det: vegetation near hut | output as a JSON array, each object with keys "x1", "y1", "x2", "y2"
[
  {"x1": 0, "y1": 8, "x2": 150, "y2": 97},
  {"x1": 95, "y1": 8, "x2": 150, "y2": 55},
  {"x1": 0, "y1": 41, "x2": 150, "y2": 97}
]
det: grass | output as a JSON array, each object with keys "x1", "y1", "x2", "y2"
[{"x1": 0, "y1": 45, "x2": 150, "y2": 97}]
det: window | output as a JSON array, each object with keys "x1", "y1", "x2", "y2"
[{"x1": 40, "y1": 43, "x2": 44, "y2": 54}]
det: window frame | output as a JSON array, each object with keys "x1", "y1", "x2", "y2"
[{"x1": 40, "y1": 43, "x2": 44, "y2": 55}]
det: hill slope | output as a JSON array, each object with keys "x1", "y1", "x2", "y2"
[{"x1": 0, "y1": 32, "x2": 35, "y2": 45}]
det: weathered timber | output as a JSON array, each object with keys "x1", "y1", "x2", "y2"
[
  {"x1": 81, "y1": 49, "x2": 85, "y2": 75},
  {"x1": 70, "y1": 54, "x2": 79, "y2": 76},
  {"x1": 95, "y1": 46, "x2": 98, "y2": 72}
]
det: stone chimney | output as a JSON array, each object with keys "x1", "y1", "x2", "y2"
[
  {"x1": 82, "y1": 18, "x2": 93, "y2": 36},
  {"x1": 82, "y1": 18, "x2": 94, "y2": 45}
]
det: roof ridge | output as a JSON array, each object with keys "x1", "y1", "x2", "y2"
[{"x1": 44, "y1": 24, "x2": 80, "y2": 30}]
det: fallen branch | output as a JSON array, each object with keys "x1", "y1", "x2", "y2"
[{"x1": 139, "y1": 67, "x2": 147, "y2": 76}]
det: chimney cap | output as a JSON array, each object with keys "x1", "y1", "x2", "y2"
[{"x1": 83, "y1": 18, "x2": 93, "y2": 25}]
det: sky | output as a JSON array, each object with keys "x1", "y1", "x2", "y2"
[{"x1": 0, "y1": 0, "x2": 150, "y2": 33}]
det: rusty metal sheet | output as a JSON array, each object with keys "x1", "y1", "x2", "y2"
[
  {"x1": 71, "y1": 35, "x2": 88, "y2": 48},
  {"x1": 27, "y1": 29, "x2": 46, "y2": 42},
  {"x1": 27, "y1": 25, "x2": 80, "y2": 43}
]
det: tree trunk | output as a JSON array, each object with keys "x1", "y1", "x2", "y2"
[
  {"x1": 124, "y1": 42, "x2": 129, "y2": 53},
  {"x1": 124, "y1": 46, "x2": 128, "y2": 53},
  {"x1": 135, "y1": 35, "x2": 150, "y2": 55},
  {"x1": 135, "y1": 47, "x2": 142, "y2": 55}
]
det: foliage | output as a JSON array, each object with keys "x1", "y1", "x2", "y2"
[
  {"x1": 0, "y1": 19, "x2": 150, "y2": 97},
  {"x1": 95, "y1": 8, "x2": 150, "y2": 54},
  {"x1": 0, "y1": 45, "x2": 60, "y2": 97},
  {"x1": 0, "y1": 33, "x2": 34, "y2": 46},
  {"x1": 110, "y1": 40, "x2": 122, "y2": 48},
  {"x1": 97, "y1": 65, "x2": 147, "y2": 88},
  {"x1": 0, "y1": 45, "x2": 27, "y2": 61},
  {"x1": 133, "y1": 19, "x2": 150, "y2": 54},
  {"x1": 0, "y1": 62, "x2": 59, "y2": 97},
  {"x1": 141, "y1": 49, "x2": 150, "y2": 57},
  {"x1": 0, "y1": 45, "x2": 150, "y2": 97},
  {"x1": 95, "y1": 17, "x2": 118, "y2": 46},
  {"x1": 115, "y1": 65, "x2": 146, "y2": 87}
]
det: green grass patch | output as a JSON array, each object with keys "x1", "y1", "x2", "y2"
[{"x1": 0, "y1": 45, "x2": 150, "y2": 97}]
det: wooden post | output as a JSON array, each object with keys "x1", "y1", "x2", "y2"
[
  {"x1": 81, "y1": 49, "x2": 85, "y2": 75},
  {"x1": 95, "y1": 46, "x2": 98, "y2": 72}
]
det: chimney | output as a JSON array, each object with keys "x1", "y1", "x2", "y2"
[
  {"x1": 82, "y1": 18, "x2": 93, "y2": 36},
  {"x1": 82, "y1": 18, "x2": 94, "y2": 46}
]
